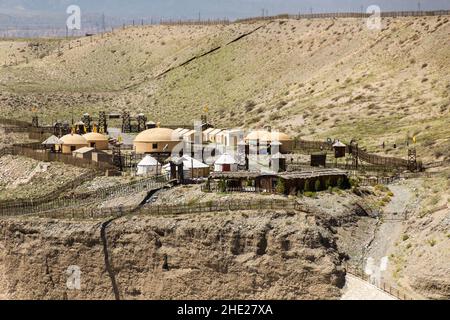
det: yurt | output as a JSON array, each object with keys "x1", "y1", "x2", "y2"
[
  {"x1": 137, "y1": 155, "x2": 161, "y2": 176},
  {"x1": 83, "y1": 132, "x2": 109, "y2": 150},
  {"x1": 214, "y1": 153, "x2": 239, "y2": 172},
  {"x1": 60, "y1": 134, "x2": 88, "y2": 154},
  {"x1": 133, "y1": 128, "x2": 182, "y2": 154},
  {"x1": 245, "y1": 130, "x2": 293, "y2": 153}
]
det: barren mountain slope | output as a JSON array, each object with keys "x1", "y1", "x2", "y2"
[{"x1": 0, "y1": 16, "x2": 449, "y2": 161}]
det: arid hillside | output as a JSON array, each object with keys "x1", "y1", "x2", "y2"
[{"x1": 0, "y1": 16, "x2": 449, "y2": 161}]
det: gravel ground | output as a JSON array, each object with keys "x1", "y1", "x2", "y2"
[{"x1": 341, "y1": 274, "x2": 397, "y2": 300}]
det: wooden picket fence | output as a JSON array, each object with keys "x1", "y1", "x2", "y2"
[
  {"x1": 138, "y1": 199, "x2": 299, "y2": 216},
  {"x1": 9, "y1": 145, "x2": 116, "y2": 172},
  {"x1": 0, "y1": 175, "x2": 170, "y2": 217}
]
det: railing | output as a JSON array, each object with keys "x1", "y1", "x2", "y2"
[
  {"x1": 356, "y1": 175, "x2": 400, "y2": 186},
  {"x1": 138, "y1": 199, "x2": 299, "y2": 216},
  {"x1": 236, "y1": 10, "x2": 450, "y2": 23},
  {"x1": 201, "y1": 185, "x2": 257, "y2": 193},
  {"x1": 0, "y1": 175, "x2": 170, "y2": 217},
  {"x1": 344, "y1": 263, "x2": 414, "y2": 300},
  {"x1": 0, "y1": 171, "x2": 98, "y2": 207},
  {"x1": 0, "y1": 117, "x2": 31, "y2": 127}
]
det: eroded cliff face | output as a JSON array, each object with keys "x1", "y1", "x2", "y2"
[{"x1": 0, "y1": 210, "x2": 345, "y2": 300}]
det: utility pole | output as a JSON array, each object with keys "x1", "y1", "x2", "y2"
[{"x1": 102, "y1": 13, "x2": 106, "y2": 32}]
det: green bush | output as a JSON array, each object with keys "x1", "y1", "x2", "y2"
[
  {"x1": 349, "y1": 177, "x2": 360, "y2": 188},
  {"x1": 325, "y1": 178, "x2": 331, "y2": 189},
  {"x1": 315, "y1": 179, "x2": 322, "y2": 192},
  {"x1": 402, "y1": 234, "x2": 409, "y2": 241},
  {"x1": 275, "y1": 178, "x2": 286, "y2": 194},
  {"x1": 337, "y1": 177, "x2": 344, "y2": 189},
  {"x1": 304, "y1": 180, "x2": 311, "y2": 192},
  {"x1": 218, "y1": 179, "x2": 227, "y2": 193},
  {"x1": 304, "y1": 191, "x2": 316, "y2": 198}
]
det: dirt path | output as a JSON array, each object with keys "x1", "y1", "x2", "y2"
[
  {"x1": 341, "y1": 275, "x2": 397, "y2": 300},
  {"x1": 365, "y1": 184, "x2": 413, "y2": 264}
]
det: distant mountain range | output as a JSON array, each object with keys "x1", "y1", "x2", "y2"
[{"x1": 1, "y1": 0, "x2": 450, "y2": 37}]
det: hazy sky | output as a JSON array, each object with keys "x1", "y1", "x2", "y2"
[{"x1": 1, "y1": 0, "x2": 450, "y2": 20}]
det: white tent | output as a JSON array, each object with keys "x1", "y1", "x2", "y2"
[
  {"x1": 137, "y1": 155, "x2": 161, "y2": 176},
  {"x1": 214, "y1": 153, "x2": 238, "y2": 172}
]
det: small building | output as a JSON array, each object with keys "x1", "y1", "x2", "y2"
[
  {"x1": 72, "y1": 147, "x2": 95, "y2": 160},
  {"x1": 133, "y1": 128, "x2": 182, "y2": 154},
  {"x1": 214, "y1": 153, "x2": 239, "y2": 172},
  {"x1": 245, "y1": 130, "x2": 293, "y2": 154},
  {"x1": 146, "y1": 121, "x2": 157, "y2": 129},
  {"x1": 333, "y1": 140, "x2": 346, "y2": 158},
  {"x1": 137, "y1": 155, "x2": 161, "y2": 176},
  {"x1": 92, "y1": 151, "x2": 112, "y2": 164},
  {"x1": 270, "y1": 152, "x2": 287, "y2": 172},
  {"x1": 42, "y1": 135, "x2": 63, "y2": 153},
  {"x1": 203, "y1": 128, "x2": 215, "y2": 143},
  {"x1": 182, "y1": 130, "x2": 196, "y2": 144},
  {"x1": 163, "y1": 155, "x2": 210, "y2": 179},
  {"x1": 60, "y1": 134, "x2": 89, "y2": 154},
  {"x1": 311, "y1": 152, "x2": 327, "y2": 167},
  {"x1": 216, "y1": 129, "x2": 244, "y2": 147},
  {"x1": 175, "y1": 128, "x2": 191, "y2": 137},
  {"x1": 83, "y1": 132, "x2": 109, "y2": 150},
  {"x1": 208, "y1": 129, "x2": 223, "y2": 143}
]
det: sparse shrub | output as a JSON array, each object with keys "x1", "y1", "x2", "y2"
[
  {"x1": 349, "y1": 177, "x2": 360, "y2": 188},
  {"x1": 325, "y1": 178, "x2": 331, "y2": 190},
  {"x1": 304, "y1": 191, "x2": 316, "y2": 198},
  {"x1": 402, "y1": 234, "x2": 409, "y2": 241},
  {"x1": 314, "y1": 179, "x2": 322, "y2": 192},
  {"x1": 337, "y1": 177, "x2": 344, "y2": 189},
  {"x1": 244, "y1": 100, "x2": 256, "y2": 112},
  {"x1": 304, "y1": 180, "x2": 311, "y2": 192},
  {"x1": 218, "y1": 179, "x2": 227, "y2": 193},
  {"x1": 428, "y1": 239, "x2": 437, "y2": 247},
  {"x1": 275, "y1": 178, "x2": 286, "y2": 194}
]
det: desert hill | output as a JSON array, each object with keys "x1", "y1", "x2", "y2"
[{"x1": 0, "y1": 15, "x2": 449, "y2": 161}]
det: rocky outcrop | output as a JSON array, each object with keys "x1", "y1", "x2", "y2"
[{"x1": 0, "y1": 210, "x2": 345, "y2": 300}]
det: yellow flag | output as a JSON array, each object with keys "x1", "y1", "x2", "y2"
[
  {"x1": 83, "y1": 125, "x2": 87, "y2": 133},
  {"x1": 204, "y1": 106, "x2": 209, "y2": 113},
  {"x1": 413, "y1": 136, "x2": 417, "y2": 144},
  {"x1": 118, "y1": 135, "x2": 123, "y2": 143},
  {"x1": 93, "y1": 124, "x2": 98, "y2": 133},
  {"x1": 71, "y1": 126, "x2": 75, "y2": 134}
]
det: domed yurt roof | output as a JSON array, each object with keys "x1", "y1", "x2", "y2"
[
  {"x1": 245, "y1": 130, "x2": 292, "y2": 141},
  {"x1": 83, "y1": 132, "x2": 109, "y2": 141},
  {"x1": 60, "y1": 134, "x2": 88, "y2": 145},
  {"x1": 134, "y1": 128, "x2": 181, "y2": 143}
]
